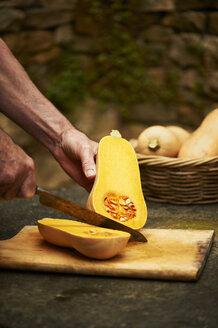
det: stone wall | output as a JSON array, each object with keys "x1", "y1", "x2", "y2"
[{"x1": 1, "y1": 0, "x2": 218, "y2": 129}]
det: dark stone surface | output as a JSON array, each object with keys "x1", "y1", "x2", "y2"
[{"x1": 0, "y1": 187, "x2": 217, "y2": 328}]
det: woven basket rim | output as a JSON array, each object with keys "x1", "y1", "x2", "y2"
[
  {"x1": 137, "y1": 153, "x2": 218, "y2": 204},
  {"x1": 137, "y1": 153, "x2": 218, "y2": 168}
]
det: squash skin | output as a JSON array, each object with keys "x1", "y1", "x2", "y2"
[
  {"x1": 200, "y1": 108, "x2": 218, "y2": 130},
  {"x1": 178, "y1": 109, "x2": 218, "y2": 158},
  {"x1": 87, "y1": 135, "x2": 147, "y2": 230},
  {"x1": 166, "y1": 126, "x2": 190, "y2": 147},
  {"x1": 38, "y1": 218, "x2": 130, "y2": 260},
  {"x1": 137, "y1": 125, "x2": 181, "y2": 157},
  {"x1": 129, "y1": 138, "x2": 138, "y2": 150}
]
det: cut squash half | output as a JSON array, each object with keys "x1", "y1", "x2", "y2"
[
  {"x1": 87, "y1": 131, "x2": 147, "y2": 230},
  {"x1": 38, "y1": 218, "x2": 130, "y2": 260}
]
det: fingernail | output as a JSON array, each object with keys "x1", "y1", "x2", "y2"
[{"x1": 86, "y1": 169, "x2": 95, "y2": 178}]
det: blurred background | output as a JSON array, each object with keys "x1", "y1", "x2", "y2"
[{"x1": 0, "y1": 0, "x2": 218, "y2": 190}]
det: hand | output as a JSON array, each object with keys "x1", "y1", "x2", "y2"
[
  {"x1": 0, "y1": 130, "x2": 36, "y2": 200},
  {"x1": 53, "y1": 129, "x2": 98, "y2": 192},
  {"x1": 0, "y1": 38, "x2": 97, "y2": 193}
]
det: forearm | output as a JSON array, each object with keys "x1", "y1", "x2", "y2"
[
  {"x1": 0, "y1": 38, "x2": 73, "y2": 154},
  {"x1": 0, "y1": 38, "x2": 97, "y2": 192}
]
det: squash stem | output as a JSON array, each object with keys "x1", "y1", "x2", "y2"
[
  {"x1": 148, "y1": 138, "x2": 160, "y2": 151},
  {"x1": 110, "y1": 130, "x2": 122, "y2": 138}
]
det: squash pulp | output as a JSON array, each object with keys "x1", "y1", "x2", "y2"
[
  {"x1": 38, "y1": 218, "x2": 130, "y2": 260},
  {"x1": 87, "y1": 133, "x2": 147, "y2": 230}
]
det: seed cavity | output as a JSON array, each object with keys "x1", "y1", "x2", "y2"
[{"x1": 104, "y1": 193, "x2": 136, "y2": 222}]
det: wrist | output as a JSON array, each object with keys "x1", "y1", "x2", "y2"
[
  {"x1": 35, "y1": 106, "x2": 74, "y2": 154},
  {"x1": 51, "y1": 127, "x2": 82, "y2": 159}
]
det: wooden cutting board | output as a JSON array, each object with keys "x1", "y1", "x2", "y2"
[{"x1": 0, "y1": 226, "x2": 214, "y2": 281}]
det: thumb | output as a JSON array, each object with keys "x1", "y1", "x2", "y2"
[{"x1": 80, "y1": 147, "x2": 96, "y2": 179}]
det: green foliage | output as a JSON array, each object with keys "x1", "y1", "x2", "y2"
[
  {"x1": 46, "y1": 46, "x2": 90, "y2": 113},
  {"x1": 91, "y1": 33, "x2": 149, "y2": 107},
  {"x1": 46, "y1": 0, "x2": 179, "y2": 118},
  {"x1": 193, "y1": 79, "x2": 204, "y2": 96},
  {"x1": 191, "y1": 78, "x2": 205, "y2": 109},
  {"x1": 188, "y1": 40, "x2": 204, "y2": 57}
]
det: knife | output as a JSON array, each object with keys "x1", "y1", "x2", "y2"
[{"x1": 36, "y1": 187, "x2": 147, "y2": 243}]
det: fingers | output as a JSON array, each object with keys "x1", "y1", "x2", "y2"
[
  {"x1": 0, "y1": 151, "x2": 36, "y2": 200},
  {"x1": 17, "y1": 171, "x2": 36, "y2": 198},
  {"x1": 1, "y1": 172, "x2": 36, "y2": 200},
  {"x1": 57, "y1": 154, "x2": 94, "y2": 192},
  {"x1": 60, "y1": 129, "x2": 98, "y2": 176},
  {"x1": 80, "y1": 145, "x2": 97, "y2": 179},
  {"x1": 1, "y1": 183, "x2": 20, "y2": 200},
  {"x1": 54, "y1": 128, "x2": 98, "y2": 191}
]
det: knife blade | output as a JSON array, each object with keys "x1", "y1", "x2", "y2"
[{"x1": 36, "y1": 187, "x2": 147, "y2": 243}]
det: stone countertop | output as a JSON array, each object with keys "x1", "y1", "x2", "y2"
[{"x1": 0, "y1": 186, "x2": 217, "y2": 328}]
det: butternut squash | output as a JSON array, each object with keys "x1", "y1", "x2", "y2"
[
  {"x1": 178, "y1": 109, "x2": 218, "y2": 158},
  {"x1": 38, "y1": 218, "x2": 130, "y2": 260},
  {"x1": 137, "y1": 125, "x2": 181, "y2": 157},
  {"x1": 166, "y1": 126, "x2": 190, "y2": 147},
  {"x1": 87, "y1": 130, "x2": 147, "y2": 230},
  {"x1": 129, "y1": 138, "x2": 138, "y2": 150}
]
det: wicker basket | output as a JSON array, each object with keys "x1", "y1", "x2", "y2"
[{"x1": 137, "y1": 154, "x2": 218, "y2": 205}]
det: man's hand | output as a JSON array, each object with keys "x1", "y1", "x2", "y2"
[
  {"x1": 0, "y1": 129, "x2": 36, "y2": 200},
  {"x1": 53, "y1": 129, "x2": 98, "y2": 192}
]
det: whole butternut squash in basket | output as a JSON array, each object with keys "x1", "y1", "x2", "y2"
[
  {"x1": 137, "y1": 125, "x2": 181, "y2": 157},
  {"x1": 38, "y1": 218, "x2": 130, "y2": 260},
  {"x1": 178, "y1": 108, "x2": 218, "y2": 158},
  {"x1": 129, "y1": 138, "x2": 138, "y2": 150},
  {"x1": 166, "y1": 126, "x2": 190, "y2": 147},
  {"x1": 87, "y1": 130, "x2": 147, "y2": 230}
]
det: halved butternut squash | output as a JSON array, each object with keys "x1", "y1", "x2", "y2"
[
  {"x1": 38, "y1": 218, "x2": 130, "y2": 260},
  {"x1": 87, "y1": 131, "x2": 147, "y2": 230}
]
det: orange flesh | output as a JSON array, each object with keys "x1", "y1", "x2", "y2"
[
  {"x1": 104, "y1": 192, "x2": 136, "y2": 223},
  {"x1": 38, "y1": 219, "x2": 128, "y2": 239},
  {"x1": 83, "y1": 228, "x2": 114, "y2": 237}
]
